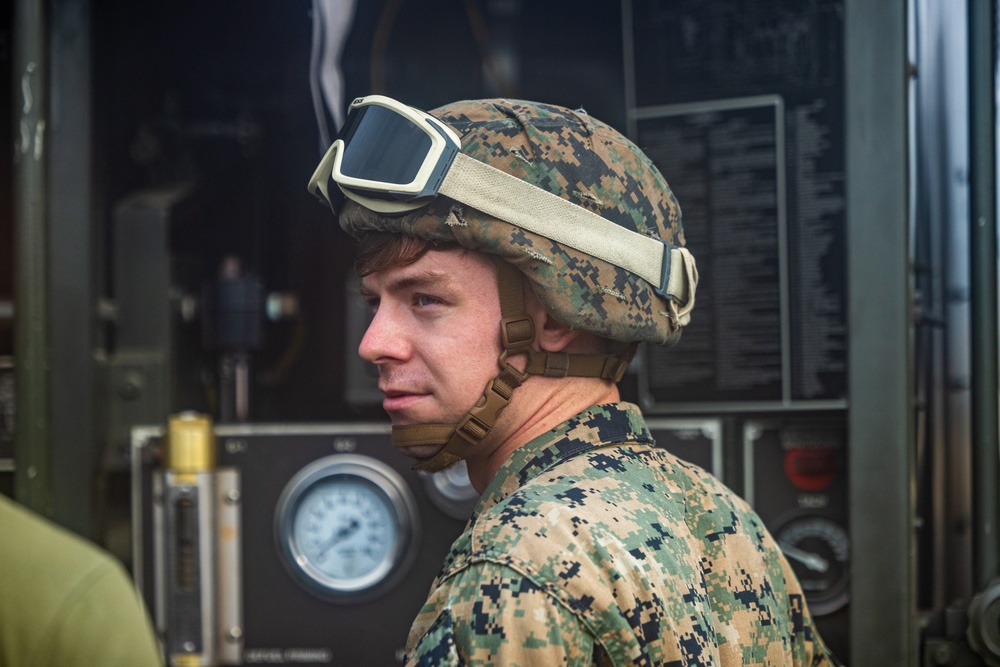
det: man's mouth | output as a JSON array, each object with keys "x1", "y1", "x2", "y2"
[{"x1": 380, "y1": 388, "x2": 429, "y2": 415}]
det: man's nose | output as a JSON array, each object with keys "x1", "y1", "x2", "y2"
[{"x1": 358, "y1": 305, "x2": 409, "y2": 364}]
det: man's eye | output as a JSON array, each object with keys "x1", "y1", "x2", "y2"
[{"x1": 414, "y1": 294, "x2": 442, "y2": 307}]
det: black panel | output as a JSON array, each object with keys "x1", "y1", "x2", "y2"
[
  {"x1": 744, "y1": 415, "x2": 849, "y2": 660},
  {"x1": 630, "y1": 0, "x2": 847, "y2": 409},
  {"x1": 640, "y1": 101, "x2": 785, "y2": 403},
  {"x1": 135, "y1": 426, "x2": 469, "y2": 666}
]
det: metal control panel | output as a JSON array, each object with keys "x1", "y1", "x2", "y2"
[
  {"x1": 744, "y1": 416, "x2": 849, "y2": 658},
  {"x1": 132, "y1": 419, "x2": 473, "y2": 666}
]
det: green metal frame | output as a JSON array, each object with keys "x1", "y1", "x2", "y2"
[
  {"x1": 968, "y1": 0, "x2": 999, "y2": 593},
  {"x1": 47, "y1": 0, "x2": 100, "y2": 540},
  {"x1": 13, "y1": 0, "x2": 99, "y2": 540},
  {"x1": 12, "y1": 0, "x2": 52, "y2": 516}
]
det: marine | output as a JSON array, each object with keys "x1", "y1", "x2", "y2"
[{"x1": 309, "y1": 95, "x2": 841, "y2": 665}]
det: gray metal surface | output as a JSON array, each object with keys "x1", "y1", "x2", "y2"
[
  {"x1": 846, "y1": 0, "x2": 917, "y2": 664},
  {"x1": 107, "y1": 184, "x2": 196, "y2": 475},
  {"x1": 911, "y1": 0, "x2": 974, "y2": 612}
]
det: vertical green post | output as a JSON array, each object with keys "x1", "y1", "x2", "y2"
[
  {"x1": 969, "y1": 0, "x2": 999, "y2": 590},
  {"x1": 12, "y1": 0, "x2": 51, "y2": 515}
]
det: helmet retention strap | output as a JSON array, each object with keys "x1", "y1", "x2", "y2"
[
  {"x1": 392, "y1": 260, "x2": 532, "y2": 472},
  {"x1": 391, "y1": 259, "x2": 632, "y2": 473}
]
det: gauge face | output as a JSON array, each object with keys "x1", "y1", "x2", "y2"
[
  {"x1": 275, "y1": 455, "x2": 419, "y2": 602},
  {"x1": 291, "y1": 476, "x2": 397, "y2": 583},
  {"x1": 775, "y1": 515, "x2": 850, "y2": 616}
]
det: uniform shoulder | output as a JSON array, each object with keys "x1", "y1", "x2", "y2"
[
  {"x1": 0, "y1": 496, "x2": 162, "y2": 667},
  {"x1": 466, "y1": 444, "x2": 699, "y2": 559},
  {"x1": 0, "y1": 496, "x2": 127, "y2": 642},
  {"x1": 0, "y1": 495, "x2": 114, "y2": 583}
]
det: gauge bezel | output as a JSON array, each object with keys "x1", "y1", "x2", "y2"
[
  {"x1": 420, "y1": 459, "x2": 480, "y2": 521},
  {"x1": 774, "y1": 513, "x2": 850, "y2": 616},
  {"x1": 274, "y1": 454, "x2": 420, "y2": 603}
]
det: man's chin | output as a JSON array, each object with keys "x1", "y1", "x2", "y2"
[
  {"x1": 386, "y1": 410, "x2": 468, "y2": 466},
  {"x1": 410, "y1": 449, "x2": 463, "y2": 474},
  {"x1": 395, "y1": 443, "x2": 446, "y2": 461},
  {"x1": 391, "y1": 442, "x2": 462, "y2": 473}
]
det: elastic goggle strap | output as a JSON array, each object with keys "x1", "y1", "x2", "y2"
[
  {"x1": 310, "y1": 97, "x2": 697, "y2": 313},
  {"x1": 392, "y1": 261, "x2": 633, "y2": 473},
  {"x1": 440, "y1": 153, "x2": 695, "y2": 307}
]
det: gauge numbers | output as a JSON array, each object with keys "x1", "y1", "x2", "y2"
[
  {"x1": 275, "y1": 455, "x2": 419, "y2": 602},
  {"x1": 293, "y1": 477, "x2": 395, "y2": 581}
]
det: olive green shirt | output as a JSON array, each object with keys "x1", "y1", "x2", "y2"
[
  {"x1": 406, "y1": 403, "x2": 841, "y2": 666},
  {"x1": 0, "y1": 494, "x2": 163, "y2": 667}
]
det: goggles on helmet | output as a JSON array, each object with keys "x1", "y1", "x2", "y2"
[
  {"x1": 309, "y1": 95, "x2": 693, "y2": 307},
  {"x1": 308, "y1": 95, "x2": 462, "y2": 215}
]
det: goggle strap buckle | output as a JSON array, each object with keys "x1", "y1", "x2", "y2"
[{"x1": 663, "y1": 246, "x2": 698, "y2": 327}]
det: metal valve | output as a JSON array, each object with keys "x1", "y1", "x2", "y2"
[{"x1": 967, "y1": 578, "x2": 1000, "y2": 666}]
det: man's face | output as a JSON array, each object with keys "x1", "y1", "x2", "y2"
[{"x1": 358, "y1": 248, "x2": 502, "y2": 459}]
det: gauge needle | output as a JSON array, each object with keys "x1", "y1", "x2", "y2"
[
  {"x1": 317, "y1": 519, "x2": 360, "y2": 557},
  {"x1": 781, "y1": 544, "x2": 829, "y2": 573}
]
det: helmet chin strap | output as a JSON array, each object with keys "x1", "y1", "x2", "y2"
[{"x1": 391, "y1": 260, "x2": 634, "y2": 473}]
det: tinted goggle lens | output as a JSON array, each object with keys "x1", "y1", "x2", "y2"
[
  {"x1": 339, "y1": 105, "x2": 434, "y2": 186},
  {"x1": 309, "y1": 95, "x2": 460, "y2": 215}
]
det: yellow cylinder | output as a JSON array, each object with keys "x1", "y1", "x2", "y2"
[
  {"x1": 171, "y1": 654, "x2": 202, "y2": 667},
  {"x1": 170, "y1": 653, "x2": 201, "y2": 667},
  {"x1": 166, "y1": 412, "x2": 216, "y2": 474}
]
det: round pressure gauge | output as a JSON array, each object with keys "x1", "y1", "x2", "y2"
[
  {"x1": 421, "y1": 459, "x2": 480, "y2": 521},
  {"x1": 274, "y1": 454, "x2": 419, "y2": 602},
  {"x1": 775, "y1": 515, "x2": 850, "y2": 616}
]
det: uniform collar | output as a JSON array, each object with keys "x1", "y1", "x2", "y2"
[{"x1": 473, "y1": 402, "x2": 652, "y2": 518}]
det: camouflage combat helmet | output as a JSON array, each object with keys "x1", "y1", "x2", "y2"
[
  {"x1": 339, "y1": 99, "x2": 696, "y2": 346},
  {"x1": 314, "y1": 97, "x2": 698, "y2": 471}
]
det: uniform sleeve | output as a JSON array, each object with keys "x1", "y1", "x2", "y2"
[
  {"x1": 406, "y1": 560, "x2": 598, "y2": 667},
  {"x1": 33, "y1": 559, "x2": 164, "y2": 667}
]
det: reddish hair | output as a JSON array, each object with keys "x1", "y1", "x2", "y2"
[{"x1": 352, "y1": 232, "x2": 503, "y2": 279}]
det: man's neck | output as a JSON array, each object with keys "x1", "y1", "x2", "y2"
[{"x1": 464, "y1": 377, "x2": 621, "y2": 494}]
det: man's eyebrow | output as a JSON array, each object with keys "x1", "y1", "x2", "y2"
[{"x1": 358, "y1": 270, "x2": 452, "y2": 297}]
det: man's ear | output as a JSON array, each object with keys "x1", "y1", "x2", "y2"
[
  {"x1": 536, "y1": 310, "x2": 583, "y2": 352},
  {"x1": 522, "y1": 283, "x2": 582, "y2": 353}
]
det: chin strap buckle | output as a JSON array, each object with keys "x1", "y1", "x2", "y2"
[
  {"x1": 448, "y1": 364, "x2": 526, "y2": 454},
  {"x1": 404, "y1": 360, "x2": 529, "y2": 474}
]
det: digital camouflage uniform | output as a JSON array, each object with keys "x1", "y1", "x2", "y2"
[{"x1": 405, "y1": 403, "x2": 839, "y2": 666}]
